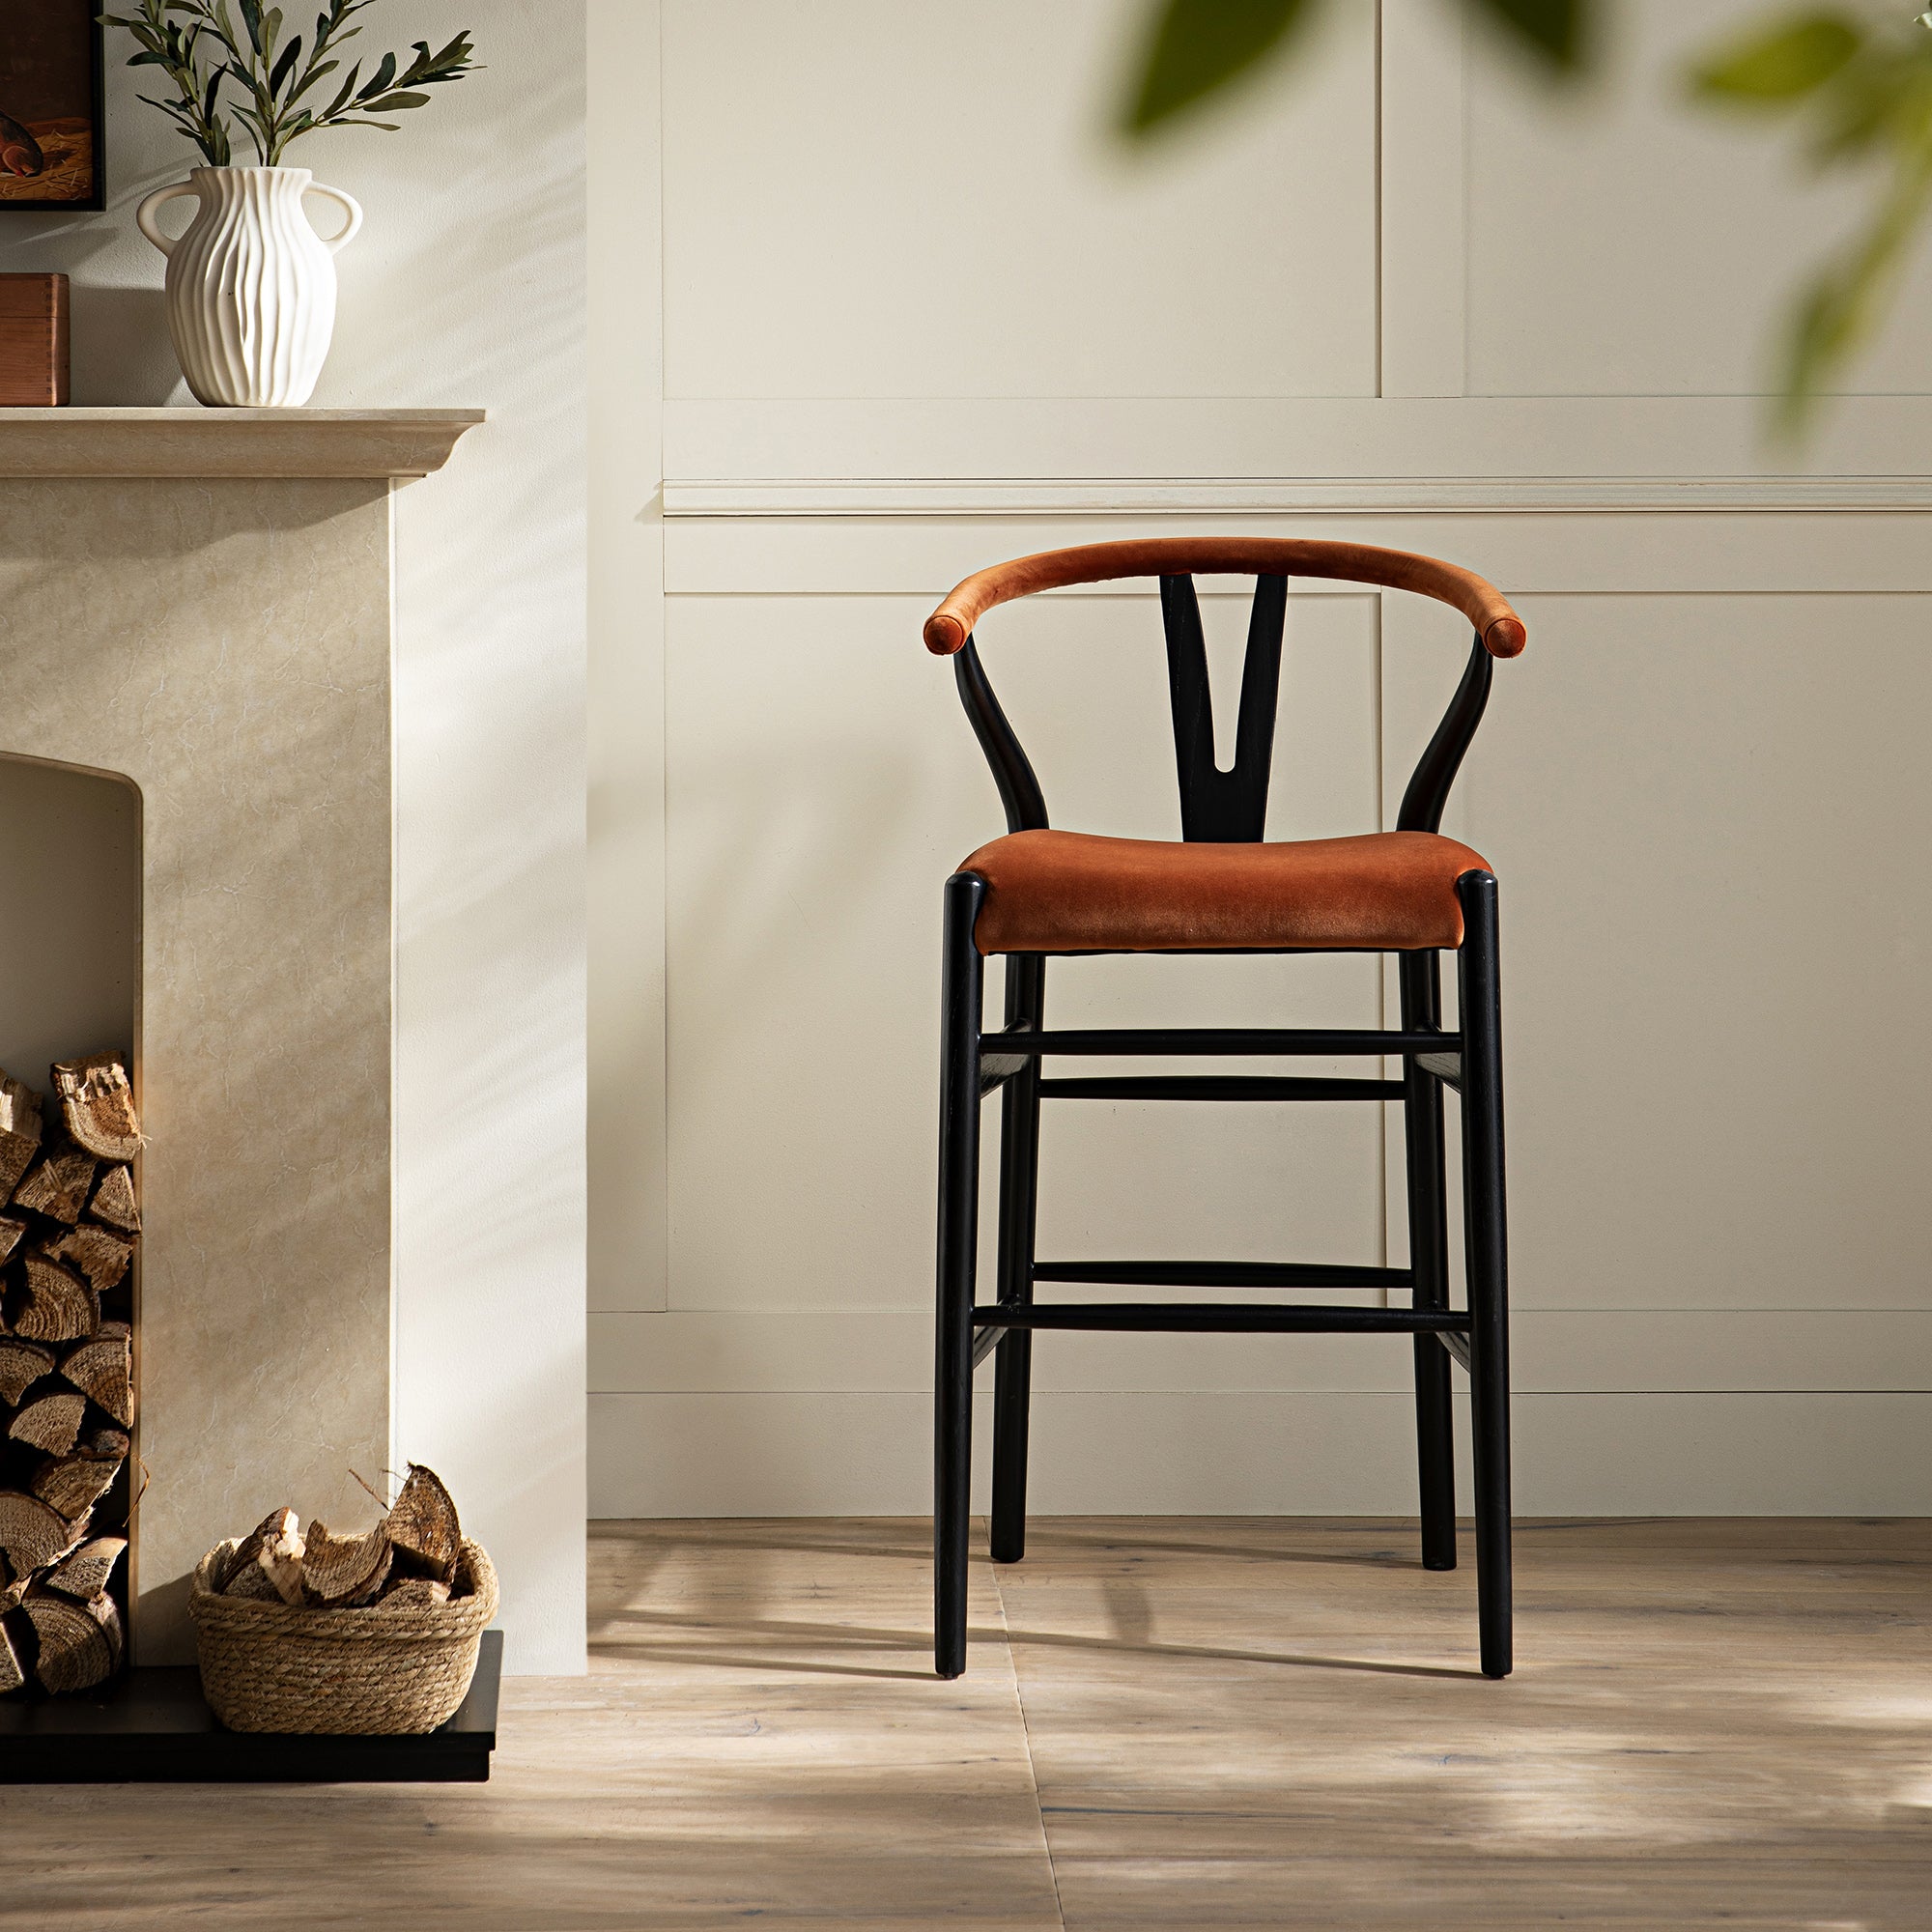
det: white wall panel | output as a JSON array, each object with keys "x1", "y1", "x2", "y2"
[
  {"x1": 1438, "y1": 591, "x2": 1932, "y2": 1312},
  {"x1": 1464, "y1": 0, "x2": 1932, "y2": 398},
  {"x1": 661, "y1": 0, "x2": 1378, "y2": 401}
]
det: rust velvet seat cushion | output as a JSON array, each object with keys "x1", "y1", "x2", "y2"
[{"x1": 958, "y1": 828, "x2": 1492, "y2": 955}]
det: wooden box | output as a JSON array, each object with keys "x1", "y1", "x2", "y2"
[{"x1": 0, "y1": 274, "x2": 71, "y2": 407}]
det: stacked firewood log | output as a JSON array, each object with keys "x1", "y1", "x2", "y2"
[
  {"x1": 213, "y1": 1464, "x2": 467, "y2": 1609},
  {"x1": 0, "y1": 1052, "x2": 140, "y2": 1696}
]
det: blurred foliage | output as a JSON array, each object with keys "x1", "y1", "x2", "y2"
[
  {"x1": 1121, "y1": 1, "x2": 1932, "y2": 438},
  {"x1": 1691, "y1": 9, "x2": 1932, "y2": 434}
]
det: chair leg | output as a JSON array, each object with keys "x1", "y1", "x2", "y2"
[
  {"x1": 1457, "y1": 871, "x2": 1513, "y2": 1680},
  {"x1": 990, "y1": 953, "x2": 1044, "y2": 1565},
  {"x1": 1399, "y1": 951, "x2": 1456, "y2": 1572},
  {"x1": 934, "y1": 873, "x2": 986, "y2": 1679}
]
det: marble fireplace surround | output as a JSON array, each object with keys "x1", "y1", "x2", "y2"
[{"x1": 0, "y1": 409, "x2": 481, "y2": 1662}]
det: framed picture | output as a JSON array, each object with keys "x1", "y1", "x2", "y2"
[{"x1": 0, "y1": 1, "x2": 107, "y2": 213}]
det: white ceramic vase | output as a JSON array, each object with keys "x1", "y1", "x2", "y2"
[{"x1": 136, "y1": 166, "x2": 363, "y2": 409}]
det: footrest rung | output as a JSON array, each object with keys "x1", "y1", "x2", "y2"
[
  {"x1": 1040, "y1": 1075, "x2": 1405, "y2": 1103},
  {"x1": 973, "y1": 1302, "x2": 1471, "y2": 1336},
  {"x1": 1034, "y1": 1260, "x2": 1410, "y2": 1291}
]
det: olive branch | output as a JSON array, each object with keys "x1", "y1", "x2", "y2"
[{"x1": 100, "y1": 1, "x2": 478, "y2": 168}]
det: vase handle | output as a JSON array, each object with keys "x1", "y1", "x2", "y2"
[
  {"x1": 136, "y1": 182, "x2": 201, "y2": 259},
  {"x1": 304, "y1": 182, "x2": 364, "y2": 255}
]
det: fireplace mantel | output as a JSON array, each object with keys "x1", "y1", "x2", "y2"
[
  {"x1": 0, "y1": 411, "x2": 482, "y2": 1662},
  {"x1": 0, "y1": 407, "x2": 483, "y2": 479}
]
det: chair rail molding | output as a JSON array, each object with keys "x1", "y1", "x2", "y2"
[{"x1": 661, "y1": 475, "x2": 1932, "y2": 518}]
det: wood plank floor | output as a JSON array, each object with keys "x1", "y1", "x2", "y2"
[{"x1": 1, "y1": 1518, "x2": 1928, "y2": 1928}]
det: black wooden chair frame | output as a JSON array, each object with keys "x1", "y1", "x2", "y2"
[{"x1": 932, "y1": 558, "x2": 1515, "y2": 1680}]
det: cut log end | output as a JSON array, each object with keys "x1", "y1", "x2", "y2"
[
  {"x1": 0, "y1": 1491, "x2": 89, "y2": 1574},
  {"x1": 13, "y1": 1252, "x2": 99, "y2": 1343},
  {"x1": 23, "y1": 1588, "x2": 123, "y2": 1694},
  {"x1": 60, "y1": 1329, "x2": 133, "y2": 1428},
  {"x1": 8, "y1": 1390, "x2": 86, "y2": 1457},
  {"x1": 31, "y1": 1434, "x2": 124, "y2": 1523},
  {"x1": 0, "y1": 1337, "x2": 54, "y2": 1407},
  {"x1": 51, "y1": 1053, "x2": 142, "y2": 1165},
  {"x1": 86, "y1": 1163, "x2": 140, "y2": 1236},
  {"x1": 44, "y1": 1536, "x2": 127, "y2": 1603},
  {"x1": 42, "y1": 1223, "x2": 133, "y2": 1296},
  {"x1": 0, "y1": 1615, "x2": 22, "y2": 1693},
  {"x1": 12, "y1": 1145, "x2": 99, "y2": 1226},
  {"x1": 386, "y1": 1463, "x2": 462, "y2": 1585}
]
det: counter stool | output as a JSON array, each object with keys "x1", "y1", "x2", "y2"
[{"x1": 925, "y1": 538, "x2": 1524, "y2": 1681}]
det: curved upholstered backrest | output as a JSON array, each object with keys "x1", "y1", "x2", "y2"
[{"x1": 923, "y1": 538, "x2": 1527, "y2": 662}]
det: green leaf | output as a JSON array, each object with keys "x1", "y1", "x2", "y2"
[
  {"x1": 288, "y1": 56, "x2": 338, "y2": 101},
  {"x1": 1690, "y1": 13, "x2": 1861, "y2": 102},
  {"x1": 356, "y1": 91, "x2": 431, "y2": 112},
  {"x1": 357, "y1": 50, "x2": 396, "y2": 100},
  {"x1": 323, "y1": 62, "x2": 362, "y2": 117},
  {"x1": 1470, "y1": 0, "x2": 1588, "y2": 71},
  {"x1": 270, "y1": 32, "x2": 301, "y2": 96},
  {"x1": 1121, "y1": 0, "x2": 1315, "y2": 136}
]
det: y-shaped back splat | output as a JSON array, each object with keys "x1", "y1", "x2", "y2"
[
  {"x1": 1161, "y1": 574, "x2": 1286, "y2": 843},
  {"x1": 936, "y1": 539, "x2": 1523, "y2": 846}
]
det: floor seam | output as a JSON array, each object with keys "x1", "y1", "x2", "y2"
[{"x1": 994, "y1": 1559, "x2": 1069, "y2": 1932}]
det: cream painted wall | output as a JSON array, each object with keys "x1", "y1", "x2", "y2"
[
  {"x1": 0, "y1": 3, "x2": 587, "y2": 1672},
  {"x1": 586, "y1": 0, "x2": 1932, "y2": 1521}
]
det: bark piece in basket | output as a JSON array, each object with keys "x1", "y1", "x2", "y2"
[
  {"x1": 385, "y1": 1463, "x2": 462, "y2": 1585},
  {"x1": 376, "y1": 1577, "x2": 452, "y2": 1612},
  {"x1": 222, "y1": 1507, "x2": 306, "y2": 1604},
  {"x1": 302, "y1": 1521, "x2": 392, "y2": 1607}
]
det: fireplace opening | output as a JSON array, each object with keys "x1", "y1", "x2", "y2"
[{"x1": 0, "y1": 753, "x2": 139, "y2": 1695}]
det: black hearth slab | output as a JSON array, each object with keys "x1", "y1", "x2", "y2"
[{"x1": 0, "y1": 1631, "x2": 500, "y2": 1783}]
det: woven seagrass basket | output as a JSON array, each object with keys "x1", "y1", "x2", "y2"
[{"x1": 189, "y1": 1538, "x2": 497, "y2": 1735}]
